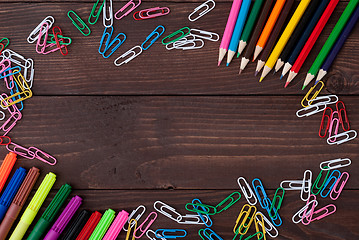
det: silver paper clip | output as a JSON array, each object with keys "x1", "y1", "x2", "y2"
[
  {"x1": 27, "y1": 16, "x2": 55, "y2": 44},
  {"x1": 190, "y1": 29, "x2": 219, "y2": 41},
  {"x1": 280, "y1": 180, "x2": 308, "y2": 190},
  {"x1": 114, "y1": 46, "x2": 142, "y2": 66},
  {"x1": 165, "y1": 35, "x2": 196, "y2": 50},
  {"x1": 188, "y1": 0, "x2": 215, "y2": 22},
  {"x1": 237, "y1": 177, "x2": 257, "y2": 205},
  {"x1": 320, "y1": 158, "x2": 351, "y2": 170},
  {"x1": 301, "y1": 170, "x2": 312, "y2": 202},
  {"x1": 256, "y1": 211, "x2": 278, "y2": 238},
  {"x1": 153, "y1": 201, "x2": 183, "y2": 222},
  {"x1": 103, "y1": 0, "x2": 114, "y2": 27},
  {"x1": 296, "y1": 103, "x2": 327, "y2": 117},
  {"x1": 176, "y1": 214, "x2": 209, "y2": 225},
  {"x1": 123, "y1": 205, "x2": 146, "y2": 231},
  {"x1": 115, "y1": 0, "x2": 142, "y2": 20},
  {"x1": 327, "y1": 130, "x2": 357, "y2": 145},
  {"x1": 175, "y1": 39, "x2": 204, "y2": 50},
  {"x1": 146, "y1": 230, "x2": 167, "y2": 240},
  {"x1": 308, "y1": 95, "x2": 338, "y2": 106},
  {"x1": 292, "y1": 199, "x2": 318, "y2": 224}
]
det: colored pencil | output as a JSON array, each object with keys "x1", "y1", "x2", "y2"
[
  {"x1": 316, "y1": 5, "x2": 359, "y2": 83},
  {"x1": 275, "y1": 0, "x2": 322, "y2": 73},
  {"x1": 236, "y1": 0, "x2": 265, "y2": 56},
  {"x1": 254, "y1": 0, "x2": 287, "y2": 61},
  {"x1": 285, "y1": 0, "x2": 339, "y2": 86},
  {"x1": 255, "y1": 0, "x2": 295, "y2": 75},
  {"x1": 281, "y1": 0, "x2": 331, "y2": 79},
  {"x1": 303, "y1": 0, "x2": 359, "y2": 89},
  {"x1": 239, "y1": 0, "x2": 274, "y2": 73},
  {"x1": 260, "y1": 0, "x2": 312, "y2": 82},
  {"x1": 227, "y1": 0, "x2": 252, "y2": 65},
  {"x1": 218, "y1": 0, "x2": 243, "y2": 66}
]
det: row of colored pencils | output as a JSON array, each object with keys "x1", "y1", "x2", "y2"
[{"x1": 218, "y1": 0, "x2": 359, "y2": 90}]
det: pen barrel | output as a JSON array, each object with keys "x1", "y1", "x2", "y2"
[
  {"x1": 43, "y1": 230, "x2": 61, "y2": 240},
  {"x1": 0, "y1": 205, "x2": 9, "y2": 221},
  {"x1": 9, "y1": 219, "x2": 30, "y2": 240},
  {"x1": 0, "y1": 204, "x2": 21, "y2": 240},
  {"x1": 27, "y1": 218, "x2": 51, "y2": 240}
]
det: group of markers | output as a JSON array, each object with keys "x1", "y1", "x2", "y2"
[
  {"x1": 0, "y1": 150, "x2": 351, "y2": 240},
  {"x1": 218, "y1": 0, "x2": 359, "y2": 90}
]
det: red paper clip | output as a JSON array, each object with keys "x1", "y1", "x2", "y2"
[
  {"x1": 52, "y1": 26, "x2": 68, "y2": 56},
  {"x1": 133, "y1": 7, "x2": 170, "y2": 20},
  {"x1": 319, "y1": 107, "x2": 333, "y2": 138},
  {"x1": 336, "y1": 101, "x2": 350, "y2": 131},
  {"x1": 0, "y1": 136, "x2": 11, "y2": 145}
]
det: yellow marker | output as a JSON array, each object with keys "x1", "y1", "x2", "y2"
[
  {"x1": 9, "y1": 172, "x2": 56, "y2": 240},
  {"x1": 1, "y1": 70, "x2": 32, "y2": 108},
  {"x1": 260, "y1": 0, "x2": 312, "y2": 82}
]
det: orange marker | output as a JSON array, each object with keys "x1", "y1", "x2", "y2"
[
  {"x1": 253, "y1": 0, "x2": 287, "y2": 61},
  {"x1": 0, "y1": 153, "x2": 17, "y2": 193}
]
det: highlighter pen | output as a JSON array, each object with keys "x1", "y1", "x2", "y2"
[
  {"x1": 103, "y1": 210, "x2": 129, "y2": 240},
  {"x1": 76, "y1": 211, "x2": 102, "y2": 240},
  {"x1": 27, "y1": 184, "x2": 72, "y2": 240},
  {"x1": 0, "y1": 167, "x2": 40, "y2": 240},
  {"x1": 0, "y1": 167, "x2": 27, "y2": 221},
  {"x1": 44, "y1": 195, "x2": 82, "y2": 240},
  {"x1": 9, "y1": 172, "x2": 56, "y2": 240},
  {"x1": 62, "y1": 210, "x2": 91, "y2": 240},
  {"x1": 89, "y1": 209, "x2": 115, "y2": 240},
  {"x1": 0, "y1": 153, "x2": 17, "y2": 193}
]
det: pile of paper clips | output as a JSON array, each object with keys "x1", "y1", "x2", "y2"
[{"x1": 296, "y1": 81, "x2": 357, "y2": 145}]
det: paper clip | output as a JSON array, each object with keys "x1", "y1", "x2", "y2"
[
  {"x1": 0, "y1": 38, "x2": 10, "y2": 51},
  {"x1": 202, "y1": 228, "x2": 222, "y2": 240},
  {"x1": 174, "y1": 39, "x2": 205, "y2": 50},
  {"x1": 320, "y1": 170, "x2": 341, "y2": 198},
  {"x1": 264, "y1": 198, "x2": 282, "y2": 227},
  {"x1": 269, "y1": 188, "x2": 284, "y2": 219},
  {"x1": 190, "y1": 29, "x2": 219, "y2": 41},
  {"x1": 1, "y1": 70, "x2": 32, "y2": 108},
  {"x1": 134, "y1": 212, "x2": 157, "y2": 238},
  {"x1": 35, "y1": 21, "x2": 49, "y2": 54},
  {"x1": 330, "y1": 172, "x2": 349, "y2": 200},
  {"x1": 301, "y1": 81, "x2": 324, "y2": 108},
  {"x1": 328, "y1": 111, "x2": 339, "y2": 142},
  {"x1": 0, "y1": 136, "x2": 11, "y2": 145},
  {"x1": 215, "y1": 192, "x2": 241, "y2": 214},
  {"x1": 292, "y1": 199, "x2": 318, "y2": 224},
  {"x1": 153, "y1": 201, "x2": 182, "y2": 222},
  {"x1": 89, "y1": 0, "x2": 104, "y2": 24},
  {"x1": 27, "y1": 16, "x2": 55, "y2": 43},
  {"x1": 301, "y1": 195, "x2": 317, "y2": 225},
  {"x1": 102, "y1": 33, "x2": 126, "y2": 58},
  {"x1": 185, "y1": 202, "x2": 217, "y2": 215},
  {"x1": 310, "y1": 204, "x2": 336, "y2": 222},
  {"x1": 296, "y1": 103, "x2": 327, "y2": 118},
  {"x1": 52, "y1": 26, "x2": 68, "y2": 56},
  {"x1": 336, "y1": 101, "x2": 350, "y2": 131},
  {"x1": 47, "y1": 34, "x2": 72, "y2": 45},
  {"x1": 320, "y1": 158, "x2": 351, "y2": 170},
  {"x1": 125, "y1": 219, "x2": 137, "y2": 240},
  {"x1": 0, "y1": 43, "x2": 4, "y2": 55},
  {"x1": 252, "y1": 178, "x2": 269, "y2": 209},
  {"x1": 141, "y1": 25, "x2": 165, "y2": 50},
  {"x1": 255, "y1": 212, "x2": 278, "y2": 238},
  {"x1": 146, "y1": 230, "x2": 166, "y2": 240},
  {"x1": 190, "y1": 199, "x2": 212, "y2": 227},
  {"x1": 327, "y1": 130, "x2": 357, "y2": 145},
  {"x1": 9, "y1": 79, "x2": 24, "y2": 111},
  {"x1": 311, "y1": 167, "x2": 330, "y2": 195},
  {"x1": 133, "y1": 7, "x2": 170, "y2": 20},
  {"x1": 123, "y1": 205, "x2": 146, "y2": 231},
  {"x1": 319, "y1": 107, "x2": 333, "y2": 138},
  {"x1": 308, "y1": 95, "x2": 338, "y2": 106},
  {"x1": 301, "y1": 170, "x2": 312, "y2": 202},
  {"x1": 165, "y1": 35, "x2": 196, "y2": 50},
  {"x1": 233, "y1": 204, "x2": 256, "y2": 235},
  {"x1": 0, "y1": 66, "x2": 21, "y2": 80},
  {"x1": 188, "y1": 0, "x2": 215, "y2": 22},
  {"x1": 6, "y1": 142, "x2": 57, "y2": 165},
  {"x1": 280, "y1": 180, "x2": 306, "y2": 190},
  {"x1": 68, "y1": 11, "x2": 91, "y2": 36},
  {"x1": 177, "y1": 214, "x2": 210, "y2": 225},
  {"x1": 155, "y1": 229, "x2": 187, "y2": 239},
  {"x1": 114, "y1": 46, "x2": 142, "y2": 66},
  {"x1": 237, "y1": 177, "x2": 257, "y2": 205},
  {"x1": 115, "y1": 0, "x2": 142, "y2": 20},
  {"x1": 254, "y1": 212, "x2": 266, "y2": 240},
  {"x1": 0, "y1": 94, "x2": 22, "y2": 136},
  {"x1": 162, "y1": 27, "x2": 191, "y2": 45},
  {"x1": 103, "y1": 0, "x2": 113, "y2": 27},
  {"x1": 99, "y1": 27, "x2": 114, "y2": 55}
]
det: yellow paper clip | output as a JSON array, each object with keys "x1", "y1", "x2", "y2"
[
  {"x1": 233, "y1": 204, "x2": 257, "y2": 235},
  {"x1": 125, "y1": 219, "x2": 137, "y2": 240},
  {"x1": 255, "y1": 212, "x2": 266, "y2": 240},
  {"x1": 1, "y1": 70, "x2": 32, "y2": 108},
  {"x1": 301, "y1": 81, "x2": 324, "y2": 108}
]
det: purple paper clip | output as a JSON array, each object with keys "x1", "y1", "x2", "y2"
[
  {"x1": 134, "y1": 212, "x2": 157, "y2": 238},
  {"x1": 6, "y1": 142, "x2": 57, "y2": 165},
  {"x1": 114, "y1": 0, "x2": 141, "y2": 20}
]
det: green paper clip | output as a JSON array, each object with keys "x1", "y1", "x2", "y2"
[
  {"x1": 46, "y1": 34, "x2": 72, "y2": 45},
  {"x1": 88, "y1": 0, "x2": 104, "y2": 24},
  {"x1": 269, "y1": 188, "x2": 285, "y2": 218},
  {"x1": 67, "y1": 10, "x2": 91, "y2": 36},
  {"x1": 162, "y1": 27, "x2": 190, "y2": 45},
  {"x1": 185, "y1": 203, "x2": 217, "y2": 215},
  {"x1": 0, "y1": 38, "x2": 10, "y2": 51},
  {"x1": 216, "y1": 191, "x2": 241, "y2": 213},
  {"x1": 312, "y1": 167, "x2": 331, "y2": 195}
]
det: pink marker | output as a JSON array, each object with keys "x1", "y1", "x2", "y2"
[
  {"x1": 218, "y1": 0, "x2": 243, "y2": 66},
  {"x1": 102, "y1": 210, "x2": 129, "y2": 240}
]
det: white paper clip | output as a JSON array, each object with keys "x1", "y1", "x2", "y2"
[
  {"x1": 114, "y1": 46, "x2": 142, "y2": 66},
  {"x1": 190, "y1": 29, "x2": 219, "y2": 41},
  {"x1": 165, "y1": 35, "x2": 196, "y2": 50},
  {"x1": 292, "y1": 199, "x2": 318, "y2": 224},
  {"x1": 296, "y1": 103, "x2": 327, "y2": 117},
  {"x1": 256, "y1": 211, "x2": 278, "y2": 238},
  {"x1": 188, "y1": 0, "x2": 215, "y2": 22},
  {"x1": 237, "y1": 177, "x2": 257, "y2": 205},
  {"x1": 153, "y1": 201, "x2": 183, "y2": 222},
  {"x1": 301, "y1": 170, "x2": 312, "y2": 202},
  {"x1": 176, "y1": 214, "x2": 209, "y2": 225},
  {"x1": 146, "y1": 230, "x2": 167, "y2": 240},
  {"x1": 327, "y1": 130, "x2": 357, "y2": 145},
  {"x1": 175, "y1": 39, "x2": 204, "y2": 50},
  {"x1": 308, "y1": 95, "x2": 338, "y2": 106},
  {"x1": 27, "y1": 16, "x2": 55, "y2": 44},
  {"x1": 103, "y1": 0, "x2": 113, "y2": 27},
  {"x1": 320, "y1": 158, "x2": 351, "y2": 170},
  {"x1": 123, "y1": 205, "x2": 146, "y2": 231},
  {"x1": 280, "y1": 180, "x2": 307, "y2": 190}
]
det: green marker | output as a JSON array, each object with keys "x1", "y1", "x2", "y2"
[
  {"x1": 27, "y1": 184, "x2": 72, "y2": 240},
  {"x1": 237, "y1": 0, "x2": 265, "y2": 56},
  {"x1": 89, "y1": 209, "x2": 115, "y2": 240},
  {"x1": 303, "y1": 0, "x2": 359, "y2": 89}
]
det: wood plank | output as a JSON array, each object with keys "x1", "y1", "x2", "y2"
[
  {"x1": 21, "y1": 190, "x2": 359, "y2": 239},
  {"x1": 0, "y1": 2, "x2": 358, "y2": 95},
  {"x1": 1, "y1": 96, "x2": 358, "y2": 190}
]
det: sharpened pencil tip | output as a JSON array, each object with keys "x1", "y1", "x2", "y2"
[
  {"x1": 254, "y1": 71, "x2": 258, "y2": 76},
  {"x1": 226, "y1": 62, "x2": 229, "y2": 67},
  {"x1": 239, "y1": 69, "x2": 242, "y2": 75},
  {"x1": 280, "y1": 75, "x2": 283, "y2": 80},
  {"x1": 302, "y1": 85, "x2": 306, "y2": 90},
  {"x1": 217, "y1": 61, "x2": 221, "y2": 67},
  {"x1": 314, "y1": 80, "x2": 319, "y2": 85},
  {"x1": 284, "y1": 82, "x2": 289, "y2": 88},
  {"x1": 259, "y1": 77, "x2": 264, "y2": 82},
  {"x1": 273, "y1": 71, "x2": 276, "y2": 75}
]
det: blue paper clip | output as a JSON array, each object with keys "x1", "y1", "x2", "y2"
[
  {"x1": 155, "y1": 229, "x2": 187, "y2": 239},
  {"x1": 141, "y1": 25, "x2": 165, "y2": 50},
  {"x1": 192, "y1": 199, "x2": 213, "y2": 227},
  {"x1": 203, "y1": 228, "x2": 223, "y2": 240},
  {"x1": 252, "y1": 178, "x2": 269, "y2": 209},
  {"x1": 102, "y1": 33, "x2": 126, "y2": 58},
  {"x1": 263, "y1": 198, "x2": 282, "y2": 227},
  {"x1": 99, "y1": 26, "x2": 114, "y2": 55},
  {"x1": 9, "y1": 80, "x2": 24, "y2": 111},
  {"x1": 0, "y1": 66, "x2": 21, "y2": 80},
  {"x1": 320, "y1": 170, "x2": 341, "y2": 198}
]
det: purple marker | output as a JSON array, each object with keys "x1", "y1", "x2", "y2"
[{"x1": 43, "y1": 196, "x2": 82, "y2": 240}]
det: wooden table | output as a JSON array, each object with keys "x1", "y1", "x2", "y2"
[{"x1": 0, "y1": 0, "x2": 358, "y2": 239}]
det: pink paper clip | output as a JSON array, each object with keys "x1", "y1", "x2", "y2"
[
  {"x1": 310, "y1": 204, "x2": 336, "y2": 222},
  {"x1": 319, "y1": 107, "x2": 333, "y2": 138},
  {"x1": 6, "y1": 142, "x2": 57, "y2": 165},
  {"x1": 336, "y1": 101, "x2": 350, "y2": 131},
  {"x1": 36, "y1": 21, "x2": 50, "y2": 54},
  {"x1": 328, "y1": 111, "x2": 339, "y2": 142},
  {"x1": 42, "y1": 42, "x2": 66, "y2": 55},
  {"x1": 114, "y1": 0, "x2": 141, "y2": 20},
  {"x1": 330, "y1": 172, "x2": 349, "y2": 200},
  {"x1": 134, "y1": 212, "x2": 157, "y2": 238},
  {"x1": 0, "y1": 94, "x2": 22, "y2": 136},
  {"x1": 6, "y1": 142, "x2": 35, "y2": 159},
  {"x1": 0, "y1": 60, "x2": 15, "y2": 90},
  {"x1": 301, "y1": 195, "x2": 317, "y2": 225},
  {"x1": 133, "y1": 7, "x2": 170, "y2": 20}
]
